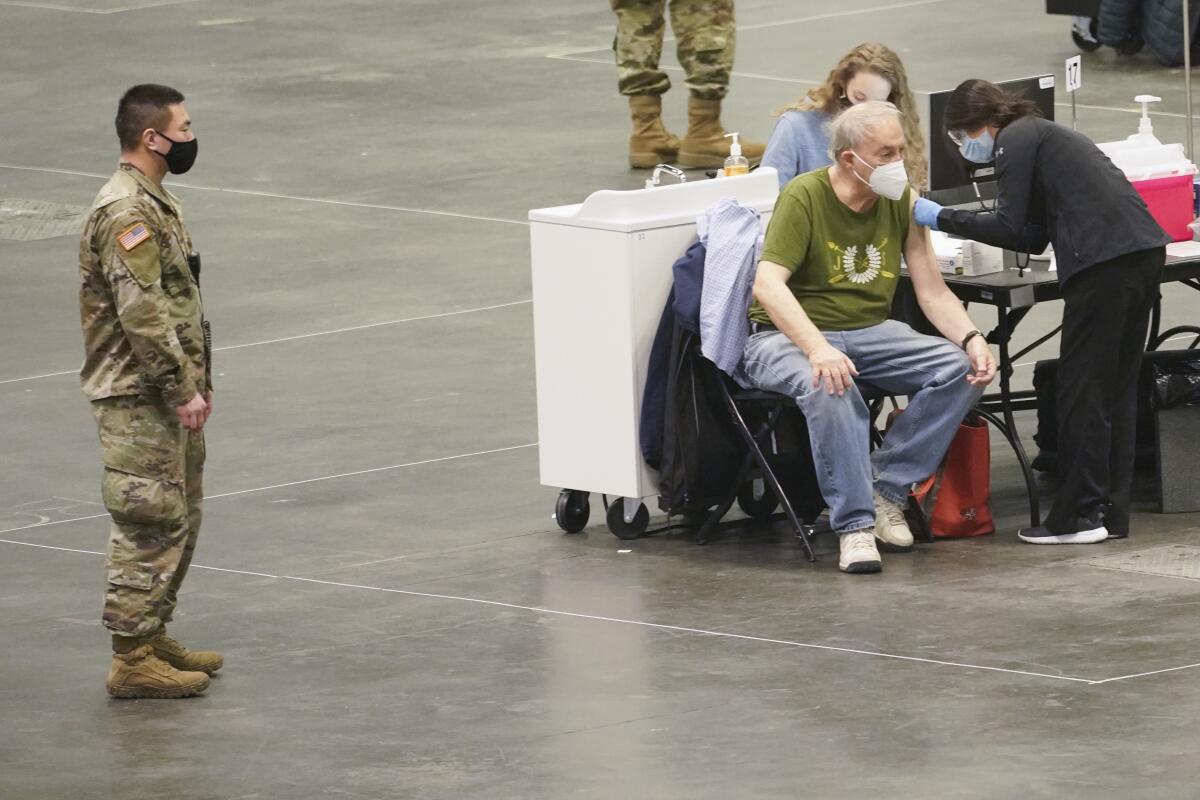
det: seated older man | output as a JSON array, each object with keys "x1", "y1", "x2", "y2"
[{"x1": 739, "y1": 101, "x2": 997, "y2": 574}]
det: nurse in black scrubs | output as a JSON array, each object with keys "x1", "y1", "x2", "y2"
[{"x1": 914, "y1": 79, "x2": 1171, "y2": 545}]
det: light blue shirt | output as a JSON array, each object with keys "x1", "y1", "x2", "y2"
[
  {"x1": 698, "y1": 197, "x2": 764, "y2": 376},
  {"x1": 760, "y1": 110, "x2": 835, "y2": 188}
]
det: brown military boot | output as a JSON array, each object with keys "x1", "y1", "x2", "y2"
[
  {"x1": 151, "y1": 630, "x2": 224, "y2": 675},
  {"x1": 106, "y1": 642, "x2": 209, "y2": 699},
  {"x1": 678, "y1": 97, "x2": 765, "y2": 169},
  {"x1": 628, "y1": 94, "x2": 681, "y2": 169}
]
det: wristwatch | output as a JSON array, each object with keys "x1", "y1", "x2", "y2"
[{"x1": 961, "y1": 330, "x2": 984, "y2": 350}]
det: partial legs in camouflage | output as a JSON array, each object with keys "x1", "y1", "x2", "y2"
[
  {"x1": 668, "y1": 0, "x2": 733, "y2": 101},
  {"x1": 610, "y1": 0, "x2": 763, "y2": 168},
  {"x1": 158, "y1": 429, "x2": 203, "y2": 629},
  {"x1": 93, "y1": 396, "x2": 219, "y2": 698}
]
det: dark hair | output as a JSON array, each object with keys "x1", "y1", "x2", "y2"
[
  {"x1": 115, "y1": 84, "x2": 185, "y2": 151},
  {"x1": 942, "y1": 79, "x2": 1040, "y2": 134}
]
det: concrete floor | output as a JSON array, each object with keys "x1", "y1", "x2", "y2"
[{"x1": 2, "y1": 0, "x2": 1200, "y2": 797}]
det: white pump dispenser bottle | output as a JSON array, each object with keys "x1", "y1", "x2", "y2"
[
  {"x1": 723, "y1": 132, "x2": 749, "y2": 176},
  {"x1": 1127, "y1": 95, "x2": 1163, "y2": 147}
]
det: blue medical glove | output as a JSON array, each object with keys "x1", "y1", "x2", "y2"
[{"x1": 914, "y1": 197, "x2": 943, "y2": 230}]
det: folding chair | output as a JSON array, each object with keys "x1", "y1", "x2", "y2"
[{"x1": 693, "y1": 354, "x2": 931, "y2": 562}]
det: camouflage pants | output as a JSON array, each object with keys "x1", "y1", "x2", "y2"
[
  {"x1": 611, "y1": 0, "x2": 735, "y2": 100},
  {"x1": 92, "y1": 396, "x2": 204, "y2": 640}
]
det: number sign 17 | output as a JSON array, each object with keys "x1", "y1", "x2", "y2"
[{"x1": 1066, "y1": 55, "x2": 1082, "y2": 93}]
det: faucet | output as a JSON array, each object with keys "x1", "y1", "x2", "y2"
[{"x1": 645, "y1": 164, "x2": 687, "y2": 189}]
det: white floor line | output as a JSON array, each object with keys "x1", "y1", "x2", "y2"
[
  {"x1": 732, "y1": 0, "x2": 955, "y2": 32},
  {"x1": 0, "y1": 444, "x2": 536, "y2": 536},
  {"x1": 1090, "y1": 662, "x2": 1200, "y2": 685},
  {"x1": 281, "y1": 574, "x2": 1098, "y2": 684},
  {"x1": 1065, "y1": 102, "x2": 1197, "y2": 120},
  {"x1": 0, "y1": 514, "x2": 108, "y2": 535},
  {"x1": 549, "y1": 0, "x2": 956, "y2": 52},
  {"x1": 205, "y1": 443, "x2": 539, "y2": 500},
  {"x1": 184, "y1": 563, "x2": 280, "y2": 580},
  {"x1": 167, "y1": 183, "x2": 527, "y2": 226},
  {"x1": 0, "y1": 300, "x2": 531, "y2": 385},
  {"x1": 0, "y1": 538, "x2": 104, "y2": 555},
  {"x1": 0, "y1": 0, "x2": 202, "y2": 12},
  {"x1": 0, "y1": 163, "x2": 112, "y2": 180},
  {"x1": 1011, "y1": 332, "x2": 1196, "y2": 371},
  {"x1": 213, "y1": 300, "x2": 532, "y2": 352},
  {"x1": 0, "y1": 368, "x2": 78, "y2": 385},
  {"x1": 548, "y1": 57, "x2": 1181, "y2": 120},
  {"x1": 549, "y1": 54, "x2": 820, "y2": 87},
  {"x1": 723, "y1": 69, "x2": 818, "y2": 86},
  {"x1": 1081, "y1": 563, "x2": 1200, "y2": 583},
  {"x1": 0, "y1": 163, "x2": 527, "y2": 226},
  {"x1": 0, "y1": 535, "x2": 1096, "y2": 685}
]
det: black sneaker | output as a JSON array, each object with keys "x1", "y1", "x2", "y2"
[{"x1": 1018, "y1": 517, "x2": 1108, "y2": 545}]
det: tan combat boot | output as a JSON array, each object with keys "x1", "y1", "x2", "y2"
[
  {"x1": 628, "y1": 94, "x2": 681, "y2": 169},
  {"x1": 106, "y1": 642, "x2": 210, "y2": 699},
  {"x1": 678, "y1": 97, "x2": 765, "y2": 169},
  {"x1": 151, "y1": 629, "x2": 224, "y2": 675}
]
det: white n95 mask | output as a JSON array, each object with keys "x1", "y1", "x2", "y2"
[{"x1": 851, "y1": 152, "x2": 909, "y2": 201}]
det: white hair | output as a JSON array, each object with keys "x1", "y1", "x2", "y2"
[{"x1": 827, "y1": 100, "x2": 903, "y2": 161}]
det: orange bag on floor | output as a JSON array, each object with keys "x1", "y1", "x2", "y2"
[{"x1": 921, "y1": 414, "x2": 994, "y2": 538}]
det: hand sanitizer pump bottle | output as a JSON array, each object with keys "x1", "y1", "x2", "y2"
[
  {"x1": 1128, "y1": 95, "x2": 1163, "y2": 147},
  {"x1": 723, "y1": 132, "x2": 749, "y2": 176}
]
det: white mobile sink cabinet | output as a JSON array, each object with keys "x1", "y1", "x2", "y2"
[{"x1": 529, "y1": 169, "x2": 779, "y2": 538}]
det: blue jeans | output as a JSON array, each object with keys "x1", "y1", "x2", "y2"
[{"x1": 737, "y1": 320, "x2": 983, "y2": 534}]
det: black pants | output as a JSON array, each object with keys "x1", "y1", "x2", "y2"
[{"x1": 1044, "y1": 246, "x2": 1165, "y2": 535}]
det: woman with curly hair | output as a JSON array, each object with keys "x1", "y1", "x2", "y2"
[{"x1": 761, "y1": 43, "x2": 928, "y2": 189}]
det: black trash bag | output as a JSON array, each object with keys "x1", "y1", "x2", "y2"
[
  {"x1": 1152, "y1": 357, "x2": 1200, "y2": 409},
  {"x1": 1149, "y1": 325, "x2": 1200, "y2": 410},
  {"x1": 1033, "y1": 326, "x2": 1200, "y2": 472},
  {"x1": 1031, "y1": 357, "x2": 1159, "y2": 473}
]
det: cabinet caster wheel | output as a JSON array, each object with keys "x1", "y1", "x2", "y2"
[
  {"x1": 606, "y1": 499, "x2": 649, "y2": 540},
  {"x1": 554, "y1": 489, "x2": 590, "y2": 534}
]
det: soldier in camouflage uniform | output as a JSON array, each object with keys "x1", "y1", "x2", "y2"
[
  {"x1": 79, "y1": 84, "x2": 222, "y2": 699},
  {"x1": 610, "y1": 0, "x2": 765, "y2": 168}
]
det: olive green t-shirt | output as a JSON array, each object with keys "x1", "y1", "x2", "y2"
[{"x1": 749, "y1": 168, "x2": 910, "y2": 331}]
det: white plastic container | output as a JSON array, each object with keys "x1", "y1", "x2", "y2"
[
  {"x1": 929, "y1": 231, "x2": 1003, "y2": 276},
  {"x1": 1098, "y1": 142, "x2": 1195, "y2": 181}
]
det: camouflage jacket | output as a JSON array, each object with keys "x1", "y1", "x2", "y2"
[{"x1": 78, "y1": 164, "x2": 208, "y2": 406}]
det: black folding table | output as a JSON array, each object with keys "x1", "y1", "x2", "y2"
[{"x1": 901, "y1": 253, "x2": 1200, "y2": 527}]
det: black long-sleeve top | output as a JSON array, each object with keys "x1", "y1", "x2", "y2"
[{"x1": 936, "y1": 116, "x2": 1171, "y2": 285}]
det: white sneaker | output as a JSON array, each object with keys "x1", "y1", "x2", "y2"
[
  {"x1": 839, "y1": 530, "x2": 882, "y2": 574},
  {"x1": 873, "y1": 491, "x2": 914, "y2": 552},
  {"x1": 1017, "y1": 517, "x2": 1108, "y2": 545}
]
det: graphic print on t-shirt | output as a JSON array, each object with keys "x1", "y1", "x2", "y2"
[{"x1": 826, "y1": 237, "x2": 897, "y2": 285}]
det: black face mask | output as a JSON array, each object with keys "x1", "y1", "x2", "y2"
[{"x1": 152, "y1": 131, "x2": 198, "y2": 175}]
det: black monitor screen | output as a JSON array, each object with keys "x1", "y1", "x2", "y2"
[{"x1": 925, "y1": 75, "x2": 1055, "y2": 201}]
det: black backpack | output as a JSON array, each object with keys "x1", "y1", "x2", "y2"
[
  {"x1": 656, "y1": 322, "x2": 824, "y2": 522},
  {"x1": 656, "y1": 324, "x2": 743, "y2": 515}
]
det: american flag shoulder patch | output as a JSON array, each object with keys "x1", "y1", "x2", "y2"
[{"x1": 117, "y1": 223, "x2": 152, "y2": 251}]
